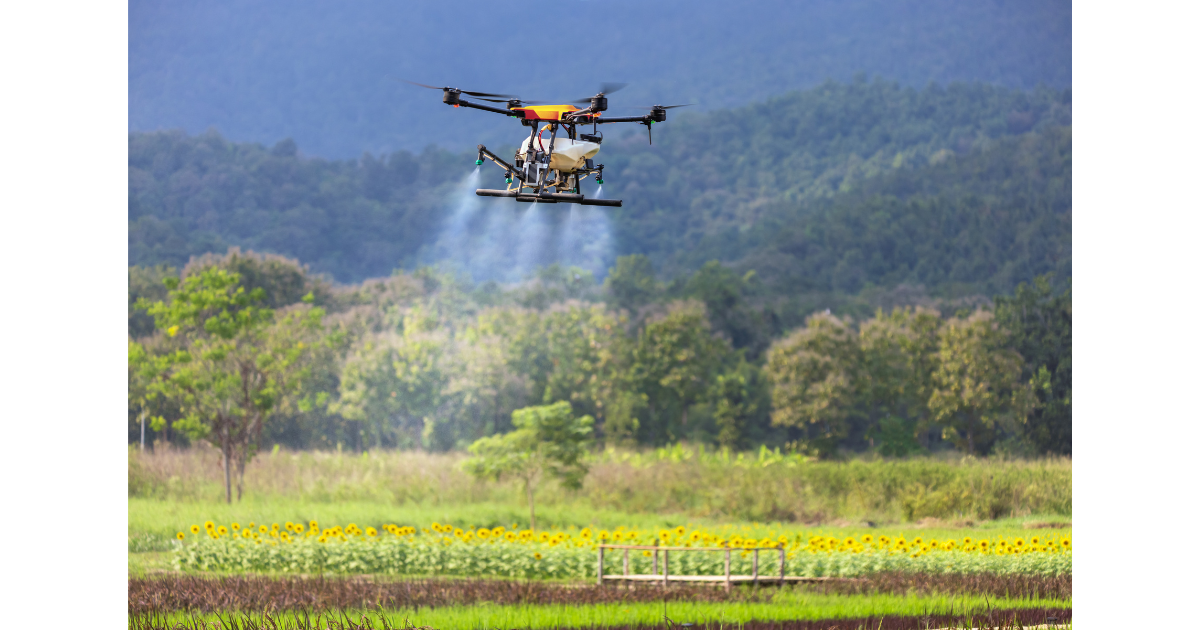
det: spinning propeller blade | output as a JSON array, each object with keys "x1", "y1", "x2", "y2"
[
  {"x1": 632, "y1": 104, "x2": 694, "y2": 110},
  {"x1": 570, "y1": 82, "x2": 629, "y2": 104},
  {"x1": 398, "y1": 79, "x2": 514, "y2": 98}
]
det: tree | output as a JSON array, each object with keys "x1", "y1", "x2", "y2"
[
  {"x1": 993, "y1": 275, "x2": 1071, "y2": 454},
  {"x1": 927, "y1": 310, "x2": 1032, "y2": 455},
  {"x1": 764, "y1": 312, "x2": 859, "y2": 457},
  {"x1": 632, "y1": 301, "x2": 728, "y2": 436},
  {"x1": 130, "y1": 267, "x2": 326, "y2": 502},
  {"x1": 711, "y1": 359, "x2": 767, "y2": 450},
  {"x1": 857, "y1": 307, "x2": 941, "y2": 454},
  {"x1": 603, "y1": 254, "x2": 658, "y2": 313},
  {"x1": 463, "y1": 401, "x2": 593, "y2": 531}
]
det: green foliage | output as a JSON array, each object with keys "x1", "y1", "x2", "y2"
[
  {"x1": 632, "y1": 301, "x2": 731, "y2": 440},
  {"x1": 603, "y1": 254, "x2": 658, "y2": 313},
  {"x1": 994, "y1": 276, "x2": 1071, "y2": 455},
  {"x1": 928, "y1": 311, "x2": 1032, "y2": 456},
  {"x1": 130, "y1": 265, "x2": 328, "y2": 502},
  {"x1": 173, "y1": 534, "x2": 1070, "y2": 578},
  {"x1": 464, "y1": 402, "x2": 594, "y2": 529},
  {"x1": 129, "y1": 82, "x2": 1071, "y2": 299}
]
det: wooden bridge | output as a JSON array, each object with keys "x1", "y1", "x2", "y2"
[{"x1": 596, "y1": 543, "x2": 834, "y2": 592}]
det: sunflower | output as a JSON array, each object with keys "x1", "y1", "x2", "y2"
[
  {"x1": 285, "y1": 521, "x2": 294, "y2": 531},
  {"x1": 658, "y1": 530, "x2": 671, "y2": 542},
  {"x1": 492, "y1": 526, "x2": 505, "y2": 537},
  {"x1": 643, "y1": 550, "x2": 653, "y2": 557},
  {"x1": 205, "y1": 521, "x2": 215, "y2": 531},
  {"x1": 598, "y1": 530, "x2": 610, "y2": 541},
  {"x1": 1030, "y1": 536, "x2": 1041, "y2": 545},
  {"x1": 505, "y1": 532, "x2": 517, "y2": 542},
  {"x1": 454, "y1": 528, "x2": 464, "y2": 537},
  {"x1": 431, "y1": 522, "x2": 443, "y2": 533},
  {"x1": 912, "y1": 537, "x2": 923, "y2": 545},
  {"x1": 190, "y1": 525, "x2": 201, "y2": 535},
  {"x1": 309, "y1": 520, "x2": 319, "y2": 531},
  {"x1": 979, "y1": 540, "x2": 990, "y2": 550},
  {"x1": 579, "y1": 528, "x2": 593, "y2": 539},
  {"x1": 318, "y1": 536, "x2": 327, "y2": 543},
  {"x1": 477, "y1": 528, "x2": 491, "y2": 539},
  {"x1": 861, "y1": 534, "x2": 873, "y2": 544},
  {"x1": 271, "y1": 523, "x2": 280, "y2": 532},
  {"x1": 176, "y1": 532, "x2": 185, "y2": 540},
  {"x1": 674, "y1": 526, "x2": 686, "y2": 537},
  {"x1": 688, "y1": 531, "x2": 701, "y2": 543},
  {"x1": 366, "y1": 527, "x2": 378, "y2": 537},
  {"x1": 281, "y1": 533, "x2": 291, "y2": 542},
  {"x1": 231, "y1": 523, "x2": 241, "y2": 532},
  {"x1": 962, "y1": 536, "x2": 973, "y2": 545},
  {"x1": 533, "y1": 552, "x2": 543, "y2": 560},
  {"x1": 259, "y1": 525, "x2": 268, "y2": 534},
  {"x1": 879, "y1": 535, "x2": 891, "y2": 545},
  {"x1": 1014, "y1": 538, "x2": 1026, "y2": 548},
  {"x1": 242, "y1": 529, "x2": 252, "y2": 539},
  {"x1": 217, "y1": 526, "x2": 228, "y2": 536},
  {"x1": 248, "y1": 522, "x2": 256, "y2": 529},
  {"x1": 537, "y1": 532, "x2": 550, "y2": 542},
  {"x1": 1061, "y1": 537, "x2": 1071, "y2": 550},
  {"x1": 613, "y1": 532, "x2": 624, "y2": 542}
]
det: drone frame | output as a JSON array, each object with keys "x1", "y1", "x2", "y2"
[{"x1": 429, "y1": 87, "x2": 674, "y2": 207}]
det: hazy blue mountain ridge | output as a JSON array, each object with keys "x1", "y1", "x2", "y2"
[{"x1": 130, "y1": 0, "x2": 1071, "y2": 158}]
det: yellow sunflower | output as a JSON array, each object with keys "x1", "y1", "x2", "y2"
[
  {"x1": 176, "y1": 532, "x2": 185, "y2": 540},
  {"x1": 190, "y1": 525, "x2": 201, "y2": 535},
  {"x1": 492, "y1": 526, "x2": 505, "y2": 537},
  {"x1": 259, "y1": 525, "x2": 268, "y2": 534},
  {"x1": 217, "y1": 526, "x2": 228, "y2": 536},
  {"x1": 205, "y1": 521, "x2": 215, "y2": 531},
  {"x1": 366, "y1": 527, "x2": 378, "y2": 537},
  {"x1": 533, "y1": 552, "x2": 543, "y2": 560}
]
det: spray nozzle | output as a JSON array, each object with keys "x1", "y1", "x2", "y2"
[{"x1": 475, "y1": 159, "x2": 484, "y2": 166}]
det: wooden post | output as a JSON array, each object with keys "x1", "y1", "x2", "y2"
[
  {"x1": 623, "y1": 548, "x2": 629, "y2": 576},
  {"x1": 597, "y1": 545, "x2": 604, "y2": 585},
  {"x1": 779, "y1": 546, "x2": 785, "y2": 584},
  {"x1": 663, "y1": 549, "x2": 669, "y2": 586},
  {"x1": 752, "y1": 548, "x2": 759, "y2": 586},
  {"x1": 653, "y1": 541, "x2": 659, "y2": 575},
  {"x1": 724, "y1": 547, "x2": 731, "y2": 593}
]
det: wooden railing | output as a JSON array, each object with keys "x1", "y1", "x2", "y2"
[{"x1": 596, "y1": 543, "x2": 787, "y2": 592}]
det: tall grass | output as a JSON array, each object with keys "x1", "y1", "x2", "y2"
[{"x1": 129, "y1": 445, "x2": 1071, "y2": 526}]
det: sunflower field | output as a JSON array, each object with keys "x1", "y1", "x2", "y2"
[{"x1": 173, "y1": 520, "x2": 1071, "y2": 578}]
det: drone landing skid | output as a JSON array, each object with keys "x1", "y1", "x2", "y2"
[{"x1": 476, "y1": 189, "x2": 622, "y2": 207}]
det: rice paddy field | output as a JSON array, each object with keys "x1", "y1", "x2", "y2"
[{"x1": 129, "y1": 448, "x2": 1071, "y2": 628}]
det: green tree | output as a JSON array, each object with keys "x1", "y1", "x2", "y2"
[
  {"x1": 632, "y1": 301, "x2": 728, "y2": 438},
  {"x1": 603, "y1": 254, "x2": 658, "y2": 313},
  {"x1": 857, "y1": 307, "x2": 942, "y2": 454},
  {"x1": 764, "y1": 312, "x2": 859, "y2": 457},
  {"x1": 993, "y1": 275, "x2": 1071, "y2": 454},
  {"x1": 130, "y1": 267, "x2": 326, "y2": 502},
  {"x1": 462, "y1": 401, "x2": 594, "y2": 531},
  {"x1": 927, "y1": 310, "x2": 1032, "y2": 455},
  {"x1": 711, "y1": 359, "x2": 767, "y2": 450}
]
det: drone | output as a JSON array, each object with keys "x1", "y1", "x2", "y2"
[{"x1": 407, "y1": 81, "x2": 689, "y2": 207}]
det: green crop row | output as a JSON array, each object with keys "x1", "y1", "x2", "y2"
[{"x1": 174, "y1": 538, "x2": 1070, "y2": 578}]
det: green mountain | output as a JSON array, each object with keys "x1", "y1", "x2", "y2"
[{"x1": 129, "y1": 80, "x2": 1071, "y2": 299}]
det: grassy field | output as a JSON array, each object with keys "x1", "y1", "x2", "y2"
[
  {"x1": 129, "y1": 446, "x2": 1069, "y2": 544},
  {"x1": 128, "y1": 447, "x2": 1071, "y2": 627}
]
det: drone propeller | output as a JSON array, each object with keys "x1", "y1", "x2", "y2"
[
  {"x1": 569, "y1": 82, "x2": 629, "y2": 104},
  {"x1": 400, "y1": 79, "x2": 514, "y2": 99},
  {"x1": 631, "y1": 104, "x2": 694, "y2": 110}
]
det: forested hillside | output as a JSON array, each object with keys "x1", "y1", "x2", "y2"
[
  {"x1": 130, "y1": 80, "x2": 1071, "y2": 298},
  {"x1": 130, "y1": 0, "x2": 1071, "y2": 156}
]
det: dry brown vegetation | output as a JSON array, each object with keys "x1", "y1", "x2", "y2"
[
  {"x1": 129, "y1": 574, "x2": 1070, "y2": 615},
  {"x1": 128, "y1": 608, "x2": 1072, "y2": 630}
]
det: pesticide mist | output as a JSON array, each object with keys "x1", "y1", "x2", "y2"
[{"x1": 424, "y1": 169, "x2": 613, "y2": 283}]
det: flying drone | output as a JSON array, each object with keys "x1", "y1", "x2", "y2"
[{"x1": 407, "y1": 81, "x2": 689, "y2": 207}]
